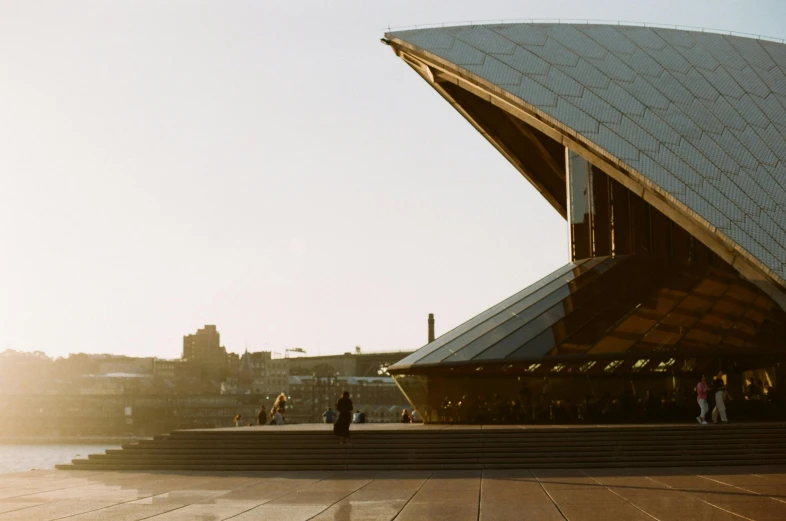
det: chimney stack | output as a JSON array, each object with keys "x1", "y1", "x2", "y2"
[{"x1": 428, "y1": 313, "x2": 435, "y2": 343}]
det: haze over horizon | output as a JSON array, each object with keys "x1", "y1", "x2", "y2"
[{"x1": 2, "y1": 0, "x2": 784, "y2": 361}]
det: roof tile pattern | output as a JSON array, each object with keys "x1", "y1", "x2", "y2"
[{"x1": 389, "y1": 24, "x2": 786, "y2": 282}]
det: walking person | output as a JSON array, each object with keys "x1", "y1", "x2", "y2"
[
  {"x1": 696, "y1": 375, "x2": 708, "y2": 425},
  {"x1": 712, "y1": 371, "x2": 729, "y2": 424},
  {"x1": 334, "y1": 391, "x2": 353, "y2": 445}
]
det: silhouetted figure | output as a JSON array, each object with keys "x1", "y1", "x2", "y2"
[
  {"x1": 765, "y1": 386, "x2": 778, "y2": 402},
  {"x1": 401, "y1": 409, "x2": 412, "y2": 423},
  {"x1": 712, "y1": 371, "x2": 729, "y2": 423},
  {"x1": 322, "y1": 407, "x2": 336, "y2": 424},
  {"x1": 696, "y1": 375, "x2": 708, "y2": 424},
  {"x1": 257, "y1": 405, "x2": 267, "y2": 426},
  {"x1": 334, "y1": 391, "x2": 353, "y2": 445}
]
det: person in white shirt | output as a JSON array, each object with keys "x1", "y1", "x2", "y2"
[{"x1": 711, "y1": 371, "x2": 729, "y2": 424}]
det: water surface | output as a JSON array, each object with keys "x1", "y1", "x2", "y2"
[{"x1": 0, "y1": 444, "x2": 118, "y2": 474}]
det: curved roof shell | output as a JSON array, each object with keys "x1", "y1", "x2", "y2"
[{"x1": 385, "y1": 24, "x2": 786, "y2": 290}]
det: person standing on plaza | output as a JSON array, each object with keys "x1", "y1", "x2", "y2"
[
  {"x1": 696, "y1": 375, "x2": 708, "y2": 425},
  {"x1": 273, "y1": 407, "x2": 284, "y2": 426},
  {"x1": 274, "y1": 393, "x2": 287, "y2": 415},
  {"x1": 401, "y1": 409, "x2": 412, "y2": 423},
  {"x1": 257, "y1": 405, "x2": 267, "y2": 426},
  {"x1": 712, "y1": 371, "x2": 729, "y2": 424},
  {"x1": 334, "y1": 391, "x2": 353, "y2": 445}
]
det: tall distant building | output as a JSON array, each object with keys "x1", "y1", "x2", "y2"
[{"x1": 182, "y1": 325, "x2": 227, "y2": 371}]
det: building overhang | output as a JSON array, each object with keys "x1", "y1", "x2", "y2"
[{"x1": 382, "y1": 33, "x2": 786, "y2": 310}]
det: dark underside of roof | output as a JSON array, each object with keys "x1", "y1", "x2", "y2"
[{"x1": 389, "y1": 255, "x2": 786, "y2": 375}]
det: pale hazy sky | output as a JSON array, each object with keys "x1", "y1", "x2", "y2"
[{"x1": 1, "y1": 1, "x2": 784, "y2": 360}]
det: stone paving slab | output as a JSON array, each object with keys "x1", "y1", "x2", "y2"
[{"x1": 0, "y1": 466, "x2": 783, "y2": 520}]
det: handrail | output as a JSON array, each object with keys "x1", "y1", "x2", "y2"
[{"x1": 384, "y1": 19, "x2": 786, "y2": 45}]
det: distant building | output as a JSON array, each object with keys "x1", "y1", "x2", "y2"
[
  {"x1": 230, "y1": 350, "x2": 289, "y2": 396},
  {"x1": 97, "y1": 356, "x2": 154, "y2": 375},
  {"x1": 266, "y1": 358, "x2": 290, "y2": 395},
  {"x1": 152, "y1": 358, "x2": 176, "y2": 379},
  {"x1": 182, "y1": 325, "x2": 228, "y2": 377},
  {"x1": 286, "y1": 350, "x2": 414, "y2": 378}
]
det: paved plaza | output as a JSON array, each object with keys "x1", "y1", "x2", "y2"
[{"x1": 0, "y1": 466, "x2": 784, "y2": 520}]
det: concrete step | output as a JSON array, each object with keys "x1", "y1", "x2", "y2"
[
  {"x1": 59, "y1": 455, "x2": 786, "y2": 472},
  {"x1": 166, "y1": 427, "x2": 786, "y2": 438},
  {"x1": 58, "y1": 423, "x2": 786, "y2": 471},
  {"x1": 156, "y1": 432, "x2": 786, "y2": 444},
  {"x1": 162, "y1": 431, "x2": 786, "y2": 443},
  {"x1": 102, "y1": 443, "x2": 786, "y2": 458},
  {"x1": 120, "y1": 440, "x2": 786, "y2": 453}
]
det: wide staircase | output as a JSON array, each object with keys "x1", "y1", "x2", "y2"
[{"x1": 57, "y1": 423, "x2": 786, "y2": 471}]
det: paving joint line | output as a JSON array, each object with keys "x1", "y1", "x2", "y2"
[
  {"x1": 47, "y1": 472, "x2": 256, "y2": 521},
  {"x1": 689, "y1": 470, "x2": 786, "y2": 505},
  {"x1": 37, "y1": 471, "x2": 282, "y2": 521},
  {"x1": 0, "y1": 471, "x2": 134, "y2": 517},
  {"x1": 530, "y1": 470, "x2": 569, "y2": 521},
  {"x1": 751, "y1": 467, "x2": 786, "y2": 483},
  {"x1": 477, "y1": 469, "x2": 483, "y2": 521},
  {"x1": 303, "y1": 476, "x2": 377, "y2": 521},
  {"x1": 645, "y1": 475, "x2": 757, "y2": 521},
  {"x1": 217, "y1": 471, "x2": 340, "y2": 521},
  {"x1": 579, "y1": 470, "x2": 661, "y2": 521},
  {"x1": 390, "y1": 471, "x2": 434, "y2": 521}
]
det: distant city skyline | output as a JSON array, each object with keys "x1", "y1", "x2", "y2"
[{"x1": 2, "y1": 0, "x2": 785, "y2": 360}]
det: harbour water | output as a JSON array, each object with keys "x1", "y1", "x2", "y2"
[{"x1": 0, "y1": 444, "x2": 119, "y2": 474}]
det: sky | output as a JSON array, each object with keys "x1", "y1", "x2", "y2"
[{"x1": 1, "y1": 1, "x2": 784, "y2": 360}]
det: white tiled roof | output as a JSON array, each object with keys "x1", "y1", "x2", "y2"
[{"x1": 389, "y1": 24, "x2": 786, "y2": 282}]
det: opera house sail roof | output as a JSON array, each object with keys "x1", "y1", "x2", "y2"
[{"x1": 382, "y1": 23, "x2": 786, "y2": 377}]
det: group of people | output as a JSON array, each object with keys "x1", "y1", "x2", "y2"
[
  {"x1": 234, "y1": 392, "x2": 288, "y2": 427},
  {"x1": 259, "y1": 392, "x2": 288, "y2": 425},
  {"x1": 400, "y1": 408, "x2": 421, "y2": 423},
  {"x1": 234, "y1": 376, "x2": 735, "y2": 433},
  {"x1": 696, "y1": 371, "x2": 729, "y2": 424}
]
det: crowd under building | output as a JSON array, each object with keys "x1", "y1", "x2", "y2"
[{"x1": 383, "y1": 23, "x2": 786, "y2": 423}]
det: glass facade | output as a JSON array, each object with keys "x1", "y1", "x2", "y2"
[
  {"x1": 389, "y1": 148, "x2": 786, "y2": 424},
  {"x1": 393, "y1": 369, "x2": 786, "y2": 424}
]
